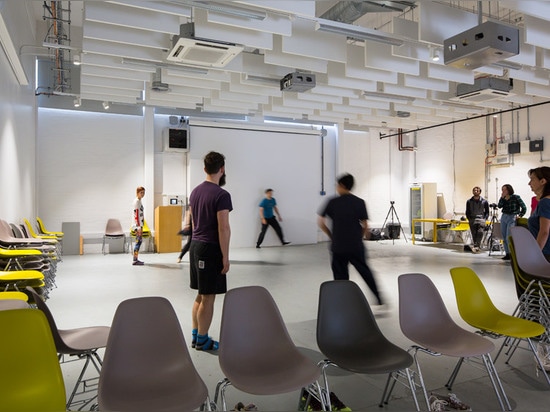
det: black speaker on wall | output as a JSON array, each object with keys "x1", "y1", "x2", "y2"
[{"x1": 165, "y1": 128, "x2": 189, "y2": 152}]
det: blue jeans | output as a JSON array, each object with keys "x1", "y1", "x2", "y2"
[{"x1": 500, "y1": 213, "x2": 516, "y2": 255}]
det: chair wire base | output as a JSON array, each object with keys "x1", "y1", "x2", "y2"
[
  {"x1": 406, "y1": 346, "x2": 511, "y2": 412},
  {"x1": 60, "y1": 350, "x2": 103, "y2": 411}
]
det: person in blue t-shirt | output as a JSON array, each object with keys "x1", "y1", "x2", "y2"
[{"x1": 256, "y1": 188, "x2": 290, "y2": 248}]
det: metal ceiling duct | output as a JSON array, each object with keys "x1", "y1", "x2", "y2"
[{"x1": 320, "y1": 1, "x2": 416, "y2": 24}]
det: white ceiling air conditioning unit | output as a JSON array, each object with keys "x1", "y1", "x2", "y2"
[
  {"x1": 167, "y1": 23, "x2": 244, "y2": 68},
  {"x1": 450, "y1": 77, "x2": 514, "y2": 103}
]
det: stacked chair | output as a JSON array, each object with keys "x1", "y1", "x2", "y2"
[
  {"x1": 0, "y1": 298, "x2": 28, "y2": 309},
  {"x1": 509, "y1": 226, "x2": 550, "y2": 315},
  {"x1": 36, "y1": 216, "x2": 64, "y2": 254},
  {"x1": 0, "y1": 218, "x2": 58, "y2": 298}
]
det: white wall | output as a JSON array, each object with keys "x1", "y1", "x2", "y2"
[
  {"x1": 35, "y1": 114, "x2": 336, "y2": 250},
  {"x1": 188, "y1": 122, "x2": 330, "y2": 248},
  {"x1": 37, "y1": 109, "x2": 146, "y2": 236},
  {"x1": 0, "y1": 1, "x2": 37, "y2": 222}
]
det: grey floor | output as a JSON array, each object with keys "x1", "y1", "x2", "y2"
[{"x1": 50, "y1": 237, "x2": 549, "y2": 411}]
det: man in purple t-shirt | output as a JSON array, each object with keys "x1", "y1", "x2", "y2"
[{"x1": 189, "y1": 151, "x2": 233, "y2": 351}]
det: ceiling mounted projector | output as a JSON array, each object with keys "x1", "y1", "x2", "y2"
[
  {"x1": 280, "y1": 72, "x2": 316, "y2": 92},
  {"x1": 444, "y1": 21, "x2": 519, "y2": 70}
]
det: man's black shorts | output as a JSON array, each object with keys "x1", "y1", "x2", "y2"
[{"x1": 189, "y1": 240, "x2": 227, "y2": 295}]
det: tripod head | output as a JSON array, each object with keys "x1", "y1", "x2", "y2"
[{"x1": 390, "y1": 201, "x2": 395, "y2": 205}]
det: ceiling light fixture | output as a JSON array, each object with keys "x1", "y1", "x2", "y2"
[
  {"x1": 492, "y1": 60, "x2": 522, "y2": 71},
  {"x1": 362, "y1": 91, "x2": 415, "y2": 102},
  {"x1": 74, "y1": 96, "x2": 81, "y2": 107},
  {"x1": 430, "y1": 47, "x2": 440, "y2": 62},
  {"x1": 102, "y1": 101, "x2": 110, "y2": 110},
  {"x1": 315, "y1": 18, "x2": 404, "y2": 47}
]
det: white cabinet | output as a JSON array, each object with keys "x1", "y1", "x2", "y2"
[{"x1": 410, "y1": 183, "x2": 438, "y2": 240}]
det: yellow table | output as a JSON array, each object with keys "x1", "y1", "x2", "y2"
[{"x1": 411, "y1": 218, "x2": 451, "y2": 244}]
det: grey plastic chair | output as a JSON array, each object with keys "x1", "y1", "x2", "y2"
[
  {"x1": 510, "y1": 226, "x2": 550, "y2": 280},
  {"x1": 0, "y1": 299, "x2": 28, "y2": 310},
  {"x1": 398, "y1": 273, "x2": 511, "y2": 412},
  {"x1": 317, "y1": 280, "x2": 418, "y2": 410},
  {"x1": 214, "y1": 285, "x2": 324, "y2": 411},
  {"x1": 102, "y1": 218, "x2": 126, "y2": 254},
  {"x1": 98, "y1": 296, "x2": 211, "y2": 412},
  {"x1": 27, "y1": 287, "x2": 110, "y2": 411},
  {"x1": 509, "y1": 226, "x2": 550, "y2": 344}
]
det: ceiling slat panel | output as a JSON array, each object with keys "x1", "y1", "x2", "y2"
[
  {"x1": 83, "y1": 21, "x2": 170, "y2": 49},
  {"x1": 264, "y1": 34, "x2": 328, "y2": 73},
  {"x1": 194, "y1": 9, "x2": 274, "y2": 50},
  {"x1": 84, "y1": 1, "x2": 180, "y2": 34},
  {"x1": 83, "y1": 38, "x2": 165, "y2": 62},
  {"x1": 281, "y1": 17, "x2": 346, "y2": 63},
  {"x1": 365, "y1": 41, "x2": 420, "y2": 76}
]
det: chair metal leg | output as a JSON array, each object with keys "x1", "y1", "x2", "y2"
[
  {"x1": 445, "y1": 357, "x2": 464, "y2": 390},
  {"x1": 380, "y1": 368, "x2": 420, "y2": 411},
  {"x1": 527, "y1": 337, "x2": 550, "y2": 386},
  {"x1": 214, "y1": 378, "x2": 231, "y2": 412},
  {"x1": 408, "y1": 346, "x2": 431, "y2": 411},
  {"x1": 482, "y1": 353, "x2": 512, "y2": 411},
  {"x1": 65, "y1": 351, "x2": 103, "y2": 410}
]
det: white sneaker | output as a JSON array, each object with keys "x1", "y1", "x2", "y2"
[{"x1": 429, "y1": 394, "x2": 449, "y2": 412}]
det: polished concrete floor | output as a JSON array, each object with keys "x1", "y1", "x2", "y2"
[{"x1": 49, "y1": 237, "x2": 549, "y2": 411}]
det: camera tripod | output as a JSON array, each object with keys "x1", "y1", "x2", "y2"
[
  {"x1": 480, "y1": 206, "x2": 503, "y2": 255},
  {"x1": 381, "y1": 201, "x2": 407, "y2": 244}
]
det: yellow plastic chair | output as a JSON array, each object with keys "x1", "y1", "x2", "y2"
[
  {"x1": 130, "y1": 219, "x2": 153, "y2": 252},
  {"x1": 23, "y1": 218, "x2": 59, "y2": 241},
  {"x1": 0, "y1": 309, "x2": 67, "y2": 411},
  {"x1": 0, "y1": 269, "x2": 45, "y2": 292},
  {"x1": 449, "y1": 220, "x2": 472, "y2": 244},
  {"x1": 36, "y1": 217, "x2": 64, "y2": 239},
  {"x1": 450, "y1": 267, "x2": 549, "y2": 386},
  {"x1": 0, "y1": 291, "x2": 29, "y2": 302}
]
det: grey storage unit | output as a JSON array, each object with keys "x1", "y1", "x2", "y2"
[{"x1": 61, "y1": 222, "x2": 80, "y2": 255}]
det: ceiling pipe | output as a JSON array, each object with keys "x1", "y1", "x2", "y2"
[
  {"x1": 398, "y1": 128, "x2": 415, "y2": 151},
  {"x1": 379, "y1": 100, "x2": 550, "y2": 140}
]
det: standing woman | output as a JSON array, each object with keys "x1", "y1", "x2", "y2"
[
  {"x1": 498, "y1": 184, "x2": 527, "y2": 260},
  {"x1": 528, "y1": 167, "x2": 550, "y2": 260},
  {"x1": 132, "y1": 186, "x2": 145, "y2": 266}
]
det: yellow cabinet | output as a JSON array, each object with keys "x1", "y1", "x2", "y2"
[{"x1": 154, "y1": 206, "x2": 183, "y2": 253}]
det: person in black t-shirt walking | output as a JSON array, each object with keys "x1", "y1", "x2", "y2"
[{"x1": 317, "y1": 173, "x2": 384, "y2": 309}]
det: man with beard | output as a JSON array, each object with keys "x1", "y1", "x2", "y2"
[{"x1": 188, "y1": 151, "x2": 232, "y2": 351}]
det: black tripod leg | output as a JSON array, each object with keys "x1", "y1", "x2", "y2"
[{"x1": 391, "y1": 206, "x2": 408, "y2": 243}]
